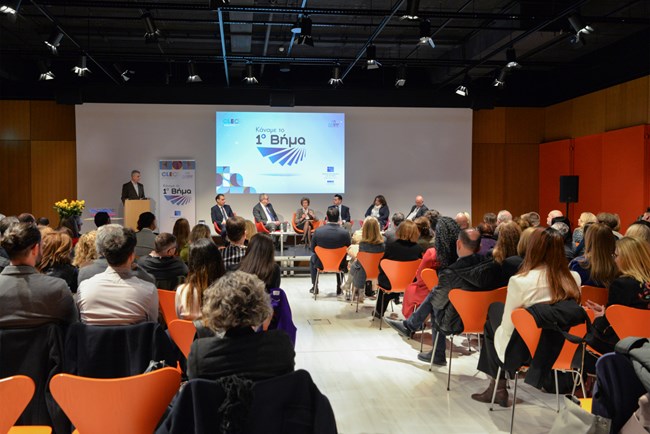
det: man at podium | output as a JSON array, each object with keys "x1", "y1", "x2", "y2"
[{"x1": 121, "y1": 170, "x2": 145, "y2": 204}]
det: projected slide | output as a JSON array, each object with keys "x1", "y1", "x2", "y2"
[{"x1": 216, "y1": 112, "x2": 345, "y2": 194}]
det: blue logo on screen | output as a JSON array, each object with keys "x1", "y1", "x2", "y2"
[
  {"x1": 222, "y1": 118, "x2": 239, "y2": 125},
  {"x1": 164, "y1": 195, "x2": 192, "y2": 206},
  {"x1": 327, "y1": 166, "x2": 334, "y2": 172},
  {"x1": 327, "y1": 180, "x2": 334, "y2": 183},
  {"x1": 174, "y1": 211, "x2": 181, "y2": 216}
]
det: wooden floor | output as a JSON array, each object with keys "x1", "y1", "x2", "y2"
[{"x1": 283, "y1": 274, "x2": 561, "y2": 434}]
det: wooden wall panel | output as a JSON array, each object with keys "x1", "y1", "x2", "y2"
[
  {"x1": 0, "y1": 140, "x2": 32, "y2": 215},
  {"x1": 503, "y1": 143, "x2": 539, "y2": 216},
  {"x1": 605, "y1": 76, "x2": 649, "y2": 131},
  {"x1": 472, "y1": 143, "x2": 505, "y2": 223},
  {"x1": 544, "y1": 100, "x2": 573, "y2": 141},
  {"x1": 0, "y1": 100, "x2": 30, "y2": 141},
  {"x1": 573, "y1": 134, "x2": 603, "y2": 223},
  {"x1": 538, "y1": 139, "x2": 572, "y2": 221},
  {"x1": 472, "y1": 108, "x2": 506, "y2": 144},
  {"x1": 30, "y1": 101, "x2": 76, "y2": 141},
  {"x1": 505, "y1": 108, "x2": 545, "y2": 144},
  {"x1": 30, "y1": 141, "x2": 77, "y2": 224},
  {"x1": 571, "y1": 90, "x2": 607, "y2": 138}
]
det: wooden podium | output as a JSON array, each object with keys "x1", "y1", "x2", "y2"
[{"x1": 124, "y1": 199, "x2": 151, "y2": 230}]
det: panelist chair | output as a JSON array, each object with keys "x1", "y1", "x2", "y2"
[
  {"x1": 212, "y1": 221, "x2": 222, "y2": 236},
  {"x1": 0, "y1": 375, "x2": 52, "y2": 434},
  {"x1": 354, "y1": 251, "x2": 384, "y2": 312},
  {"x1": 313, "y1": 246, "x2": 348, "y2": 301},
  {"x1": 50, "y1": 368, "x2": 181, "y2": 434},
  {"x1": 375, "y1": 259, "x2": 421, "y2": 330}
]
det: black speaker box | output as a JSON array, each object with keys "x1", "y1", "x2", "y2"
[{"x1": 559, "y1": 176, "x2": 579, "y2": 203}]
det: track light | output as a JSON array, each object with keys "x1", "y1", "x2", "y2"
[
  {"x1": 401, "y1": 0, "x2": 419, "y2": 20},
  {"x1": 38, "y1": 61, "x2": 55, "y2": 81},
  {"x1": 208, "y1": 0, "x2": 229, "y2": 8},
  {"x1": 297, "y1": 16, "x2": 313, "y2": 47},
  {"x1": 455, "y1": 75, "x2": 470, "y2": 96},
  {"x1": 186, "y1": 61, "x2": 202, "y2": 83},
  {"x1": 366, "y1": 45, "x2": 381, "y2": 70},
  {"x1": 395, "y1": 64, "x2": 406, "y2": 88},
  {"x1": 71, "y1": 56, "x2": 91, "y2": 77},
  {"x1": 243, "y1": 63, "x2": 258, "y2": 84},
  {"x1": 113, "y1": 63, "x2": 134, "y2": 82},
  {"x1": 568, "y1": 14, "x2": 594, "y2": 45},
  {"x1": 0, "y1": 0, "x2": 19, "y2": 14},
  {"x1": 493, "y1": 69, "x2": 507, "y2": 88},
  {"x1": 44, "y1": 29, "x2": 64, "y2": 55},
  {"x1": 142, "y1": 11, "x2": 162, "y2": 43},
  {"x1": 291, "y1": 18, "x2": 302, "y2": 34},
  {"x1": 505, "y1": 48, "x2": 521, "y2": 70},
  {"x1": 328, "y1": 64, "x2": 343, "y2": 86},
  {"x1": 418, "y1": 20, "x2": 435, "y2": 48}
]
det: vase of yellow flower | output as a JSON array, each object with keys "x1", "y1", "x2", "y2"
[{"x1": 53, "y1": 199, "x2": 85, "y2": 220}]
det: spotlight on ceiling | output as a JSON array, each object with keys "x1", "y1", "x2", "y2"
[
  {"x1": 243, "y1": 63, "x2": 258, "y2": 84},
  {"x1": 505, "y1": 47, "x2": 521, "y2": 70},
  {"x1": 366, "y1": 44, "x2": 381, "y2": 70},
  {"x1": 186, "y1": 61, "x2": 202, "y2": 83},
  {"x1": 401, "y1": 0, "x2": 420, "y2": 20},
  {"x1": 114, "y1": 63, "x2": 134, "y2": 82},
  {"x1": 395, "y1": 64, "x2": 406, "y2": 88},
  {"x1": 418, "y1": 19, "x2": 435, "y2": 49},
  {"x1": 455, "y1": 75, "x2": 470, "y2": 96},
  {"x1": 297, "y1": 16, "x2": 313, "y2": 46},
  {"x1": 492, "y1": 69, "x2": 507, "y2": 88},
  {"x1": 328, "y1": 64, "x2": 343, "y2": 87},
  {"x1": 38, "y1": 60, "x2": 55, "y2": 81},
  {"x1": 208, "y1": 0, "x2": 229, "y2": 8},
  {"x1": 142, "y1": 11, "x2": 162, "y2": 43},
  {"x1": 291, "y1": 17, "x2": 302, "y2": 34},
  {"x1": 0, "y1": 0, "x2": 19, "y2": 15},
  {"x1": 44, "y1": 29, "x2": 64, "y2": 55},
  {"x1": 568, "y1": 13, "x2": 594, "y2": 45},
  {"x1": 71, "y1": 55, "x2": 91, "y2": 77}
]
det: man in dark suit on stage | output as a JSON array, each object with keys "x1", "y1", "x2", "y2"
[
  {"x1": 328, "y1": 194, "x2": 352, "y2": 234},
  {"x1": 252, "y1": 193, "x2": 281, "y2": 231},
  {"x1": 121, "y1": 170, "x2": 145, "y2": 204},
  {"x1": 405, "y1": 195, "x2": 429, "y2": 221},
  {"x1": 309, "y1": 207, "x2": 351, "y2": 295},
  {"x1": 210, "y1": 194, "x2": 234, "y2": 234}
]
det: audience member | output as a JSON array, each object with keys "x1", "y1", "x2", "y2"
[
  {"x1": 77, "y1": 224, "x2": 158, "y2": 325},
  {"x1": 477, "y1": 222, "x2": 496, "y2": 255},
  {"x1": 405, "y1": 195, "x2": 429, "y2": 221},
  {"x1": 93, "y1": 211, "x2": 111, "y2": 228},
  {"x1": 348, "y1": 217, "x2": 385, "y2": 301},
  {"x1": 569, "y1": 223, "x2": 619, "y2": 288},
  {"x1": 17, "y1": 213, "x2": 36, "y2": 224},
  {"x1": 309, "y1": 207, "x2": 351, "y2": 295},
  {"x1": 642, "y1": 207, "x2": 650, "y2": 222},
  {"x1": 172, "y1": 218, "x2": 191, "y2": 255},
  {"x1": 471, "y1": 228, "x2": 581, "y2": 407},
  {"x1": 374, "y1": 220, "x2": 423, "y2": 318},
  {"x1": 135, "y1": 211, "x2": 157, "y2": 257},
  {"x1": 175, "y1": 238, "x2": 225, "y2": 320},
  {"x1": 483, "y1": 212, "x2": 497, "y2": 227},
  {"x1": 546, "y1": 209, "x2": 563, "y2": 226},
  {"x1": 0, "y1": 222, "x2": 78, "y2": 327},
  {"x1": 244, "y1": 219, "x2": 258, "y2": 243},
  {"x1": 72, "y1": 231, "x2": 98, "y2": 268},
  {"x1": 626, "y1": 220, "x2": 650, "y2": 243},
  {"x1": 520, "y1": 211, "x2": 540, "y2": 228},
  {"x1": 239, "y1": 233, "x2": 281, "y2": 291},
  {"x1": 424, "y1": 209, "x2": 441, "y2": 235},
  {"x1": 0, "y1": 216, "x2": 18, "y2": 266},
  {"x1": 180, "y1": 223, "x2": 211, "y2": 263},
  {"x1": 551, "y1": 221, "x2": 575, "y2": 260},
  {"x1": 59, "y1": 215, "x2": 82, "y2": 241},
  {"x1": 597, "y1": 212, "x2": 623, "y2": 239},
  {"x1": 37, "y1": 231, "x2": 78, "y2": 293},
  {"x1": 496, "y1": 210, "x2": 512, "y2": 226},
  {"x1": 414, "y1": 216, "x2": 434, "y2": 251},
  {"x1": 364, "y1": 195, "x2": 389, "y2": 229},
  {"x1": 187, "y1": 271, "x2": 295, "y2": 381},
  {"x1": 491, "y1": 221, "x2": 522, "y2": 285},
  {"x1": 501, "y1": 226, "x2": 536, "y2": 280},
  {"x1": 573, "y1": 212, "x2": 597, "y2": 245},
  {"x1": 36, "y1": 217, "x2": 50, "y2": 227},
  {"x1": 455, "y1": 212, "x2": 471, "y2": 230},
  {"x1": 221, "y1": 216, "x2": 248, "y2": 270},
  {"x1": 253, "y1": 193, "x2": 281, "y2": 231},
  {"x1": 294, "y1": 197, "x2": 317, "y2": 247},
  {"x1": 383, "y1": 212, "x2": 404, "y2": 244},
  {"x1": 137, "y1": 233, "x2": 188, "y2": 289}
]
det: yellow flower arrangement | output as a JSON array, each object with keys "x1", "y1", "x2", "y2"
[{"x1": 53, "y1": 199, "x2": 85, "y2": 219}]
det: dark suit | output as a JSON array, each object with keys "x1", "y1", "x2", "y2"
[
  {"x1": 309, "y1": 222, "x2": 351, "y2": 285},
  {"x1": 253, "y1": 202, "x2": 280, "y2": 231},
  {"x1": 365, "y1": 204, "x2": 390, "y2": 229},
  {"x1": 210, "y1": 204, "x2": 234, "y2": 233},
  {"x1": 121, "y1": 181, "x2": 145, "y2": 203},
  {"x1": 327, "y1": 204, "x2": 351, "y2": 223},
  {"x1": 406, "y1": 204, "x2": 429, "y2": 220}
]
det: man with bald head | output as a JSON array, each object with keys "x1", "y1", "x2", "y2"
[
  {"x1": 386, "y1": 228, "x2": 501, "y2": 365},
  {"x1": 546, "y1": 209, "x2": 564, "y2": 226},
  {"x1": 405, "y1": 195, "x2": 429, "y2": 221}
]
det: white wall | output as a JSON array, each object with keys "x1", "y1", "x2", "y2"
[{"x1": 76, "y1": 104, "x2": 472, "y2": 232}]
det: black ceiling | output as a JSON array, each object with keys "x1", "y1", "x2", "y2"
[{"x1": 0, "y1": 0, "x2": 649, "y2": 108}]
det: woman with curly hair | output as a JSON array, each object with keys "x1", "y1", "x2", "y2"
[
  {"x1": 72, "y1": 230, "x2": 98, "y2": 269},
  {"x1": 187, "y1": 270, "x2": 295, "y2": 381},
  {"x1": 37, "y1": 231, "x2": 78, "y2": 292}
]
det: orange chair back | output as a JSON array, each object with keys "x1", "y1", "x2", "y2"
[
  {"x1": 379, "y1": 259, "x2": 421, "y2": 293},
  {"x1": 255, "y1": 222, "x2": 270, "y2": 234},
  {"x1": 158, "y1": 289, "x2": 178, "y2": 325},
  {"x1": 212, "y1": 221, "x2": 222, "y2": 235},
  {"x1": 50, "y1": 368, "x2": 181, "y2": 434},
  {"x1": 448, "y1": 286, "x2": 507, "y2": 334},
  {"x1": 168, "y1": 320, "x2": 197, "y2": 359},
  {"x1": 553, "y1": 308, "x2": 594, "y2": 371},
  {"x1": 291, "y1": 213, "x2": 304, "y2": 234},
  {"x1": 580, "y1": 285, "x2": 608, "y2": 306},
  {"x1": 314, "y1": 246, "x2": 348, "y2": 272},
  {"x1": 0, "y1": 375, "x2": 51, "y2": 434},
  {"x1": 421, "y1": 268, "x2": 438, "y2": 289},
  {"x1": 356, "y1": 251, "x2": 384, "y2": 280},
  {"x1": 606, "y1": 304, "x2": 650, "y2": 339},
  {"x1": 511, "y1": 308, "x2": 542, "y2": 358}
]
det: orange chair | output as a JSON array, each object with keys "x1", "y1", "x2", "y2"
[
  {"x1": 376, "y1": 259, "x2": 421, "y2": 329},
  {"x1": 354, "y1": 251, "x2": 384, "y2": 312},
  {"x1": 50, "y1": 367, "x2": 181, "y2": 434},
  {"x1": 580, "y1": 285, "x2": 608, "y2": 306},
  {"x1": 0, "y1": 375, "x2": 51, "y2": 434},
  {"x1": 606, "y1": 304, "x2": 650, "y2": 339},
  {"x1": 168, "y1": 319, "x2": 197, "y2": 359},
  {"x1": 420, "y1": 268, "x2": 438, "y2": 289},
  {"x1": 291, "y1": 213, "x2": 321, "y2": 238},
  {"x1": 434, "y1": 287, "x2": 507, "y2": 390},
  {"x1": 158, "y1": 288, "x2": 178, "y2": 326},
  {"x1": 313, "y1": 246, "x2": 348, "y2": 300},
  {"x1": 255, "y1": 221, "x2": 271, "y2": 234},
  {"x1": 212, "y1": 221, "x2": 222, "y2": 235}
]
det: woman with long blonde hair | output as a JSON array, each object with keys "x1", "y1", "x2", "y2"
[{"x1": 348, "y1": 217, "x2": 385, "y2": 300}]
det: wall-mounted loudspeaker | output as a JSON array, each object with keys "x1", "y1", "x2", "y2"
[{"x1": 559, "y1": 175, "x2": 579, "y2": 203}]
